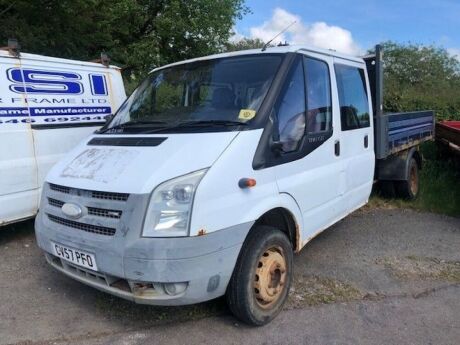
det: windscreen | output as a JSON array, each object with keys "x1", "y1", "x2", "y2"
[{"x1": 104, "y1": 54, "x2": 283, "y2": 133}]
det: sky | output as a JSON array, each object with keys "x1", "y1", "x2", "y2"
[{"x1": 233, "y1": 0, "x2": 459, "y2": 57}]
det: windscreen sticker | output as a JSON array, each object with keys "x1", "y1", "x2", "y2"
[{"x1": 238, "y1": 109, "x2": 256, "y2": 121}]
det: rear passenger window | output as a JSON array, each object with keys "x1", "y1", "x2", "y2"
[
  {"x1": 335, "y1": 64, "x2": 370, "y2": 130},
  {"x1": 304, "y1": 57, "x2": 332, "y2": 134}
]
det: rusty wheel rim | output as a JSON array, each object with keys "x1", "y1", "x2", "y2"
[
  {"x1": 253, "y1": 246, "x2": 287, "y2": 309},
  {"x1": 410, "y1": 164, "x2": 418, "y2": 196}
]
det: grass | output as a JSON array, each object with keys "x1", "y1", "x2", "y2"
[
  {"x1": 287, "y1": 275, "x2": 362, "y2": 308},
  {"x1": 376, "y1": 256, "x2": 460, "y2": 283},
  {"x1": 369, "y1": 142, "x2": 460, "y2": 217}
]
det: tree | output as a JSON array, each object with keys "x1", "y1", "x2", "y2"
[
  {"x1": 0, "y1": 0, "x2": 249, "y2": 82},
  {"x1": 377, "y1": 42, "x2": 460, "y2": 120},
  {"x1": 224, "y1": 37, "x2": 265, "y2": 51}
]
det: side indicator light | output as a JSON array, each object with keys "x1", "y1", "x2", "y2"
[{"x1": 239, "y1": 178, "x2": 257, "y2": 189}]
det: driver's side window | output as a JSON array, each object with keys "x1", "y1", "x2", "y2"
[{"x1": 276, "y1": 58, "x2": 306, "y2": 152}]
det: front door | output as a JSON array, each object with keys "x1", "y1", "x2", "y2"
[{"x1": 273, "y1": 52, "x2": 345, "y2": 243}]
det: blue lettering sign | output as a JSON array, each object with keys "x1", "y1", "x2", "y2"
[
  {"x1": 7, "y1": 68, "x2": 83, "y2": 95},
  {"x1": 89, "y1": 74, "x2": 108, "y2": 96}
]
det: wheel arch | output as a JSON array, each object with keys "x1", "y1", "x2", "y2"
[
  {"x1": 253, "y1": 207, "x2": 300, "y2": 252},
  {"x1": 376, "y1": 146, "x2": 422, "y2": 181},
  {"x1": 233, "y1": 193, "x2": 303, "y2": 252}
]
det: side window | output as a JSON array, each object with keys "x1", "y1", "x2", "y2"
[
  {"x1": 335, "y1": 64, "x2": 370, "y2": 131},
  {"x1": 304, "y1": 57, "x2": 333, "y2": 134},
  {"x1": 276, "y1": 58, "x2": 306, "y2": 152}
]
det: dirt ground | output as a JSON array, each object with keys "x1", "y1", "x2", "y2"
[{"x1": 1, "y1": 208, "x2": 459, "y2": 345}]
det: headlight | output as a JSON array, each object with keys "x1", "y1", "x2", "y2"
[{"x1": 142, "y1": 169, "x2": 207, "y2": 237}]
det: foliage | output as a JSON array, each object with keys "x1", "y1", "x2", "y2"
[
  {"x1": 377, "y1": 42, "x2": 460, "y2": 120},
  {"x1": 224, "y1": 37, "x2": 265, "y2": 51},
  {"x1": 0, "y1": 0, "x2": 249, "y2": 81}
]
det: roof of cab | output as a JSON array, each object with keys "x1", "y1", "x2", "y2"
[
  {"x1": 151, "y1": 44, "x2": 365, "y2": 73},
  {"x1": 0, "y1": 50, "x2": 121, "y2": 70}
]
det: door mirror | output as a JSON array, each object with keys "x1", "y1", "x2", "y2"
[
  {"x1": 270, "y1": 140, "x2": 284, "y2": 154},
  {"x1": 274, "y1": 111, "x2": 306, "y2": 154},
  {"x1": 270, "y1": 108, "x2": 284, "y2": 154}
]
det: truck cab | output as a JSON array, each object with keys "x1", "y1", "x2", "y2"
[{"x1": 34, "y1": 45, "x2": 430, "y2": 325}]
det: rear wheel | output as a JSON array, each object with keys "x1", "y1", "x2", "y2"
[
  {"x1": 226, "y1": 225, "x2": 293, "y2": 326},
  {"x1": 395, "y1": 157, "x2": 419, "y2": 200}
]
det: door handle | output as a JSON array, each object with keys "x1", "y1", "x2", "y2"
[
  {"x1": 334, "y1": 140, "x2": 340, "y2": 156},
  {"x1": 364, "y1": 135, "x2": 369, "y2": 148}
]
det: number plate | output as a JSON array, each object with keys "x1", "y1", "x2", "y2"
[{"x1": 52, "y1": 242, "x2": 98, "y2": 271}]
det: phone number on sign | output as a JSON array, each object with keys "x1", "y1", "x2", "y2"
[{"x1": 0, "y1": 115, "x2": 107, "y2": 124}]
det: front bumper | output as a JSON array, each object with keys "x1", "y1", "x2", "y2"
[{"x1": 35, "y1": 184, "x2": 252, "y2": 305}]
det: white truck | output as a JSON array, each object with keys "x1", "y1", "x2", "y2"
[
  {"x1": 35, "y1": 45, "x2": 434, "y2": 325},
  {"x1": 0, "y1": 44, "x2": 126, "y2": 226}
]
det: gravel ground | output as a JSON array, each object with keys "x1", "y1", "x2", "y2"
[{"x1": 0, "y1": 208, "x2": 459, "y2": 345}]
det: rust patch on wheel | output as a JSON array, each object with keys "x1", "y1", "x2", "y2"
[{"x1": 253, "y1": 246, "x2": 287, "y2": 309}]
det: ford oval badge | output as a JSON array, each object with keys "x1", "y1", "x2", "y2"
[{"x1": 61, "y1": 203, "x2": 83, "y2": 219}]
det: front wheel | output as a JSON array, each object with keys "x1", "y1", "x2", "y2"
[{"x1": 226, "y1": 225, "x2": 293, "y2": 326}]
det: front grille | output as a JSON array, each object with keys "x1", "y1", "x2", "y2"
[
  {"x1": 47, "y1": 214, "x2": 116, "y2": 236},
  {"x1": 49, "y1": 183, "x2": 129, "y2": 202},
  {"x1": 47, "y1": 198, "x2": 122, "y2": 219},
  {"x1": 48, "y1": 198, "x2": 64, "y2": 208},
  {"x1": 46, "y1": 183, "x2": 129, "y2": 236},
  {"x1": 87, "y1": 206, "x2": 122, "y2": 219},
  {"x1": 49, "y1": 184, "x2": 70, "y2": 194},
  {"x1": 91, "y1": 191, "x2": 129, "y2": 201}
]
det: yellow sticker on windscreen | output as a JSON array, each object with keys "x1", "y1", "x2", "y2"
[{"x1": 238, "y1": 109, "x2": 256, "y2": 121}]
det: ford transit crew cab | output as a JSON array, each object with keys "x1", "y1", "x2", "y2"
[{"x1": 35, "y1": 45, "x2": 434, "y2": 325}]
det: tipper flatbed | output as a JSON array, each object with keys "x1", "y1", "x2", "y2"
[{"x1": 365, "y1": 45, "x2": 435, "y2": 198}]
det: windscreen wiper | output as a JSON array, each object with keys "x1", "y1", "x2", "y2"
[
  {"x1": 142, "y1": 120, "x2": 248, "y2": 134},
  {"x1": 98, "y1": 120, "x2": 168, "y2": 133}
]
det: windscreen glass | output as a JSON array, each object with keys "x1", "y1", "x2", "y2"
[{"x1": 105, "y1": 55, "x2": 283, "y2": 133}]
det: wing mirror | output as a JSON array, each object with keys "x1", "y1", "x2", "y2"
[
  {"x1": 270, "y1": 140, "x2": 284, "y2": 154},
  {"x1": 269, "y1": 108, "x2": 284, "y2": 154}
]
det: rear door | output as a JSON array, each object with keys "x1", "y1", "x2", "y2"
[
  {"x1": 333, "y1": 59, "x2": 374, "y2": 210},
  {"x1": 0, "y1": 54, "x2": 38, "y2": 223},
  {"x1": 273, "y1": 52, "x2": 345, "y2": 243}
]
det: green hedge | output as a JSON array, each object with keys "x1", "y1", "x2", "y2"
[{"x1": 381, "y1": 42, "x2": 460, "y2": 121}]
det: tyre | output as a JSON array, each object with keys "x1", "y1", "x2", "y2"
[
  {"x1": 395, "y1": 157, "x2": 419, "y2": 200},
  {"x1": 226, "y1": 225, "x2": 293, "y2": 326}
]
